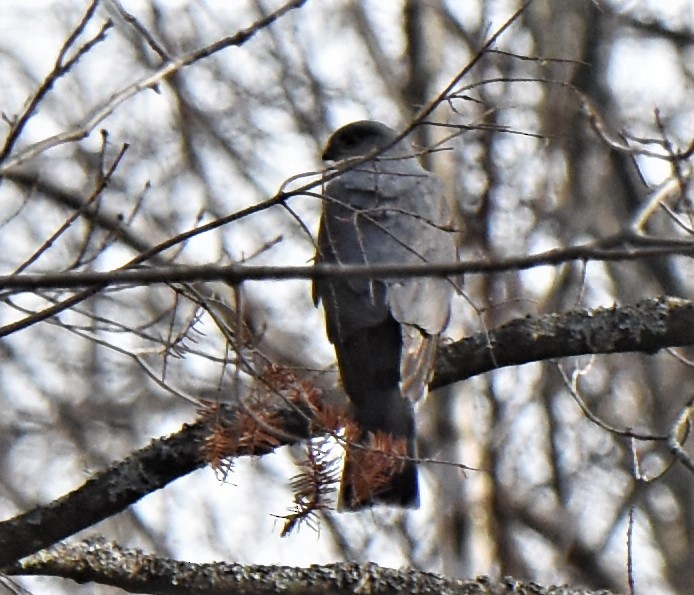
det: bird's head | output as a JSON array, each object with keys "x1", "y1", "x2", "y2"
[{"x1": 322, "y1": 120, "x2": 399, "y2": 162}]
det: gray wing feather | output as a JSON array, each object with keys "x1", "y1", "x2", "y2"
[
  {"x1": 316, "y1": 157, "x2": 456, "y2": 336},
  {"x1": 400, "y1": 326, "x2": 438, "y2": 404}
]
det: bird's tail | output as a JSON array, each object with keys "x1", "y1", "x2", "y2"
[{"x1": 338, "y1": 391, "x2": 419, "y2": 510}]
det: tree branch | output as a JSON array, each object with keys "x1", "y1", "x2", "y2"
[
  {"x1": 433, "y1": 295, "x2": 694, "y2": 387},
  {"x1": 0, "y1": 0, "x2": 308, "y2": 173},
  {"x1": 9, "y1": 540, "x2": 616, "y2": 595},
  {"x1": 0, "y1": 400, "x2": 312, "y2": 568},
  {"x1": 0, "y1": 297, "x2": 691, "y2": 568},
  {"x1": 1, "y1": 244, "x2": 694, "y2": 293}
]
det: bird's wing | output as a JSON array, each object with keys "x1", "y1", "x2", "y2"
[
  {"x1": 400, "y1": 325, "x2": 438, "y2": 403},
  {"x1": 312, "y1": 181, "x2": 391, "y2": 344},
  {"x1": 379, "y1": 172, "x2": 457, "y2": 336},
  {"x1": 314, "y1": 157, "x2": 457, "y2": 341}
]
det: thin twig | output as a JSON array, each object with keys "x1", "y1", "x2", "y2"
[
  {"x1": 0, "y1": 0, "x2": 308, "y2": 174},
  {"x1": 0, "y1": 1, "x2": 112, "y2": 162},
  {"x1": 1, "y1": 238, "x2": 694, "y2": 294}
]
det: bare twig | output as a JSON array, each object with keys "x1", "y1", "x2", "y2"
[
  {"x1": 0, "y1": 1, "x2": 112, "y2": 162},
  {"x1": 0, "y1": 0, "x2": 308, "y2": 174},
  {"x1": 556, "y1": 362, "x2": 666, "y2": 441},
  {"x1": 0, "y1": 238, "x2": 693, "y2": 294},
  {"x1": 12, "y1": 142, "x2": 129, "y2": 275}
]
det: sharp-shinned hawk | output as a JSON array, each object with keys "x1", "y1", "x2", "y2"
[{"x1": 313, "y1": 120, "x2": 456, "y2": 510}]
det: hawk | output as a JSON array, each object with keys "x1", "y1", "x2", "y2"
[{"x1": 313, "y1": 121, "x2": 456, "y2": 510}]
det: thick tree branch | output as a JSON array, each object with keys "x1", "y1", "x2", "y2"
[
  {"x1": 433, "y1": 295, "x2": 694, "y2": 387},
  {"x1": 10, "y1": 540, "x2": 616, "y2": 595},
  {"x1": 0, "y1": 409, "x2": 310, "y2": 570},
  {"x1": 0, "y1": 297, "x2": 691, "y2": 569},
  {"x1": 0, "y1": 421, "x2": 205, "y2": 569}
]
